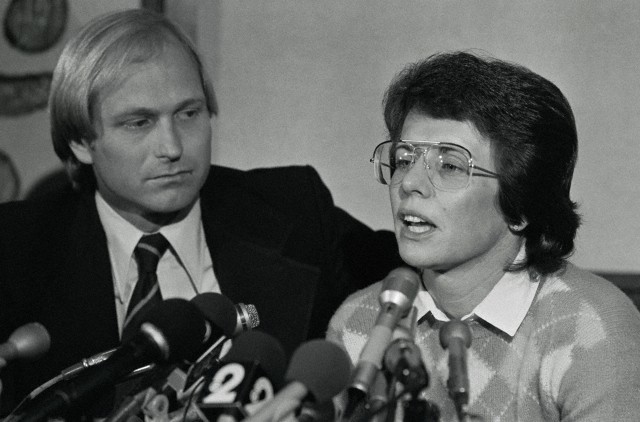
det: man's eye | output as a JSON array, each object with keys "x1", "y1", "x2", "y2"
[
  {"x1": 123, "y1": 118, "x2": 151, "y2": 130},
  {"x1": 176, "y1": 108, "x2": 201, "y2": 121}
]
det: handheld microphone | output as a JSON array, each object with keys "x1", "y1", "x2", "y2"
[
  {"x1": 0, "y1": 322, "x2": 50, "y2": 362},
  {"x1": 234, "y1": 303, "x2": 260, "y2": 335},
  {"x1": 439, "y1": 320, "x2": 472, "y2": 418},
  {"x1": 14, "y1": 299, "x2": 209, "y2": 422},
  {"x1": 344, "y1": 267, "x2": 419, "y2": 417},
  {"x1": 195, "y1": 331, "x2": 286, "y2": 421},
  {"x1": 191, "y1": 293, "x2": 239, "y2": 343},
  {"x1": 182, "y1": 298, "x2": 261, "y2": 396},
  {"x1": 244, "y1": 339, "x2": 351, "y2": 422},
  {"x1": 350, "y1": 309, "x2": 418, "y2": 422}
]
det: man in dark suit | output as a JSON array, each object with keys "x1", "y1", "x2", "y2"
[{"x1": 0, "y1": 9, "x2": 399, "y2": 416}]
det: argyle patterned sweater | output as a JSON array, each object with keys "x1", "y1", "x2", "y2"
[{"x1": 327, "y1": 263, "x2": 640, "y2": 421}]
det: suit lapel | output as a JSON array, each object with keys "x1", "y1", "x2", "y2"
[
  {"x1": 199, "y1": 168, "x2": 321, "y2": 356},
  {"x1": 52, "y1": 194, "x2": 120, "y2": 355}
]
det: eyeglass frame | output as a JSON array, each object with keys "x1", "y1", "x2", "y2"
[{"x1": 370, "y1": 140, "x2": 500, "y2": 191}]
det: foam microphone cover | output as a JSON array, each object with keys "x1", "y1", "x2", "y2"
[
  {"x1": 222, "y1": 331, "x2": 287, "y2": 389},
  {"x1": 137, "y1": 298, "x2": 212, "y2": 363},
  {"x1": 190, "y1": 293, "x2": 238, "y2": 339},
  {"x1": 195, "y1": 331, "x2": 287, "y2": 420},
  {"x1": 285, "y1": 339, "x2": 351, "y2": 404},
  {"x1": 0, "y1": 322, "x2": 50, "y2": 362}
]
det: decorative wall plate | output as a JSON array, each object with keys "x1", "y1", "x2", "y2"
[{"x1": 4, "y1": 0, "x2": 68, "y2": 53}]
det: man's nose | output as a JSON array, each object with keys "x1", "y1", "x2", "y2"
[{"x1": 156, "y1": 120, "x2": 183, "y2": 160}]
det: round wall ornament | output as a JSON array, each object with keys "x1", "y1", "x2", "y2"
[{"x1": 4, "y1": 0, "x2": 68, "y2": 53}]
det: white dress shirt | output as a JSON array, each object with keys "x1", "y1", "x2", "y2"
[{"x1": 95, "y1": 192, "x2": 220, "y2": 335}]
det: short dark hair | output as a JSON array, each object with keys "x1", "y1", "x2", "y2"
[
  {"x1": 383, "y1": 51, "x2": 580, "y2": 276},
  {"x1": 49, "y1": 8, "x2": 217, "y2": 191}
]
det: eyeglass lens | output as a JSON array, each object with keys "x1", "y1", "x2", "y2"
[{"x1": 377, "y1": 142, "x2": 472, "y2": 190}]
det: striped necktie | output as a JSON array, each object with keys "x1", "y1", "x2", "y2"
[{"x1": 121, "y1": 233, "x2": 169, "y2": 342}]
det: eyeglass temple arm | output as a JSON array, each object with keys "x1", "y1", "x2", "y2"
[{"x1": 472, "y1": 165, "x2": 499, "y2": 178}]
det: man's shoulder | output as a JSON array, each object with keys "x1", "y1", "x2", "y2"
[
  {"x1": 201, "y1": 164, "x2": 329, "y2": 209},
  {"x1": 0, "y1": 186, "x2": 88, "y2": 240},
  {"x1": 205, "y1": 164, "x2": 321, "y2": 187}
]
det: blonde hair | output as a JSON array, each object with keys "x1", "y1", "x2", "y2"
[{"x1": 49, "y1": 8, "x2": 217, "y2": 190}]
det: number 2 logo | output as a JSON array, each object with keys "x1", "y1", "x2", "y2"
[{"x1": 202, "y1": 362, "x2": 245, "y2": 404}]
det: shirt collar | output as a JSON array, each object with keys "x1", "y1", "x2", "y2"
[
  {"x1": 95, "y1": 192, "x2": 143, "y2": 293},
  {"x1": 159, "y1": 199, "x2": 203, "y2": 284},
  {"x1": 95, "y1": 192, "x2": 203, "y2": 286},
  {"x1": 414, "y1": 245, "x2": 538, "y2": 337}
]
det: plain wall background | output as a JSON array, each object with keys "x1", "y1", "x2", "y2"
[{"x1": 1, "y1": 0, "x2": 638, "y2": 272}]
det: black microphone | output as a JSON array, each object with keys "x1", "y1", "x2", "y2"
[
  {"x1": 194, "y1": 330, "x2": 286, "y2": 421},
  {"x1": 105, "y1": 294, "x2": 260, "y2": 422},
  {"x1": 0, "y1": 322, "x2": 50, "y2": 362},
  {"x1": 14, "y1": 299, "x2": 209, "y2": 422},
  {"x1": 234, "y1": 302, "x2": 260, "y2": 335},
  {"x1": 439, "y1": 320, "x2": 472, "y2": 419},
  {"x1": 384, "y1": 338, "x2": 428, "y2": 392},
  {"x1": 344, "y1": 267, "x2": 420, "y2": 417},
  {"x1": 191, "y1": 293, "x2": 239, "y2": 343},
  {"x1": 244, "y1": 339, "x2": 351, "y2": 422},
  {"x1": 181, "y1": 296, "x2": 261, "y2": 396}
]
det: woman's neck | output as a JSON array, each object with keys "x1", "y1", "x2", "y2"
[{"x1": 421, "y1": 239, "x2": 524, "y2": 319}]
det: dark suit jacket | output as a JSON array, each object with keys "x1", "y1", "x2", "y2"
[{"x1": 0, "y1": 165, "x2": 400, "y2": 415}]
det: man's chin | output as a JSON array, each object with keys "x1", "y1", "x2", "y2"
[{"x1": 141, "y1": 193, "x2": 199, "y2": 218}]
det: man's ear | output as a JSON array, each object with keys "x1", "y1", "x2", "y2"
[{"x1": 69, "y1": 139, "x2": 94, "y2": 165}]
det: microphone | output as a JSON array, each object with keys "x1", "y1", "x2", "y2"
[
  {"x1": 345, "y1": 267, "x2": 419, "y2": 416},
  {"x1": 244, "y1": 339, "x2": 351, "y2": 422},
  {"x1": 298, "y1": 400, "x2": 336, "y2": 422},
  {"x1": 14, "y1": 299, "x2": 209, "y2": 422},
  {"x1": 384, "y1": 338, "x2": 428, "y2": 392},
  {"x1": 182, "y1": 296, "x2": 261, "y2": 396},
  {"x1": 350, "y1": 309, "x2": 418, "y2": 422},
  {"x1": 191, "y1": 293, "x2": 240, "y2": 343},
  {"x1": 106, "y1": 294, "x2": 260, "y2": 422},
  {"x1": 234, "y1": 302, "x2": 260, "y2": 335},
  {"x1": 0, "y1": 322, "x2": 50, "y2": 362},
  {"x1": 439, "y1": 320, "x2": 472, "y2": 418},
  {"x1": 195, "y1": 330, "x2": 286, "y2": 421}
]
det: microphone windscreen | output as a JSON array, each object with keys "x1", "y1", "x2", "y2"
[
  {"x1": 285, "y1": 340, "x2": 351, "y2": 404},
  {"x1": 139, "y1": 299, "x2": 209, "y2": 362},
  {"x1": 190, "y1": 293, "x2": 238, "y2": 337},
  {"x1": 223, "y1": 331, "x2": 287, "y2": 390},
  {"x1": 439, "y1": 320, "x2": 472, "y2": 348},
  {"x1": 4, "y1": 322, "x2": 51, "y2": 361},
  {"x1": 381, "y1": 267, "x2": 420, "y2": 300}
]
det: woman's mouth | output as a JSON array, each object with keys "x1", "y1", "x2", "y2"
[{"x1": 401, "y1": 214, "x2": 436, "y2": 234}]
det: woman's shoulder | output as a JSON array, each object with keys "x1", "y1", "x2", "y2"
[{"x1": 534, "y1": 262, "x2": 640, "y2": 337}]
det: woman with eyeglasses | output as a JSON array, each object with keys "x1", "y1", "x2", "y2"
[{"x1": 327, "y1": 51, "x2": 640, "y2": 421}]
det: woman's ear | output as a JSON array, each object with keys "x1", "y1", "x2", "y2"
[{"x1": 69, "y1": 139, "x2": 94, "y2": 165}]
